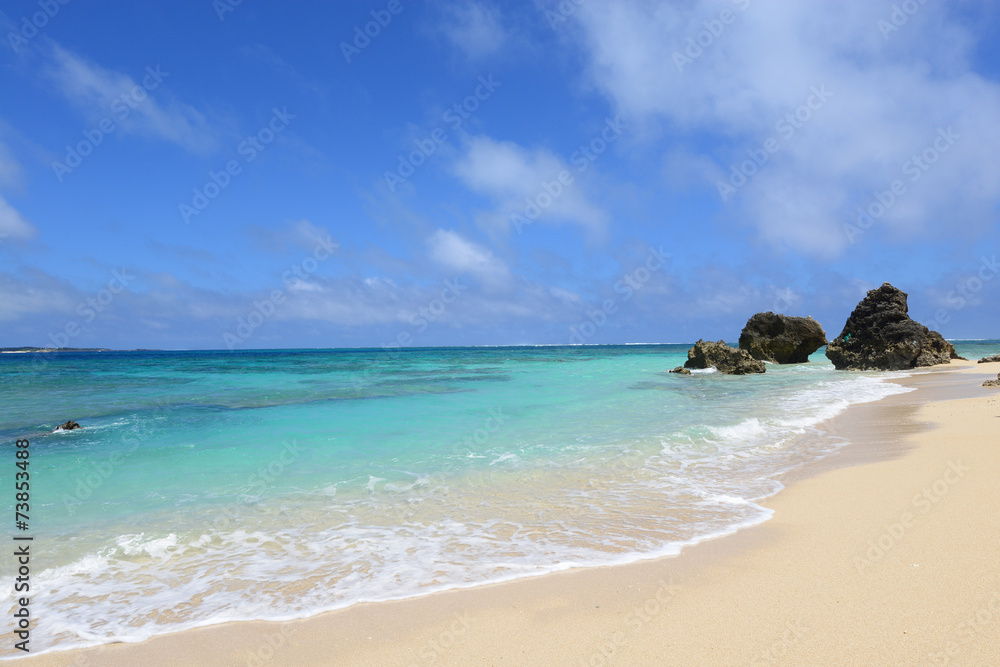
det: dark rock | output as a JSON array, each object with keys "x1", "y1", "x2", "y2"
[
  {"x1": 54, "y1": 420, "x2": 81, "y2": 431},
  {"x1": 738, "y1": 312, "x2": 827, "y2": 364},
  {"x1": 984, "y1": 373, "x2": 1000, "y2": 387},
  {"x1": 684, "y1": 340, "x2": 766, "y2": 375},
  {"x1": 668, "y1": 366, "x2": 692, "y2": 375},
  {"x1": 978, "y1": 354, "x2": 1000, "y2": 363},
  {"x1": 826, "y1": 283, "x2": 963, "y2": 370}
]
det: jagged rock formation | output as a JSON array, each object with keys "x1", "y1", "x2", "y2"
[
  {"x1": 738, "y1": 312, "x2": 827, "y2": 364},
  {"x1": 54, "y1": 420, "x2": 81, "y2": 431},
  {"x1": 684, "y1": 340, "x2": 766, "y2": 375},
  {"x1": 826, "y1": 283, "x2": 963, "y2": 370},
  {"x1": 978, "y1": 354, "x2": 1000, "y2": 363},
  {"x1": 984, "y1": 373, "x2": 1000, "y2": 387}
]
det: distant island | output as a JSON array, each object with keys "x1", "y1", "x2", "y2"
[
  {"x1": 1, "y1": 347, "x2": 112, "y2": 353},
  {"x1": 0, "y1": 347, "x2": 160, "y2": 353}
]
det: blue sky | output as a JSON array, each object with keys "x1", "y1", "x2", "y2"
[{"x1": 1, "y1": 0, "x2": 998, "y2": 350}]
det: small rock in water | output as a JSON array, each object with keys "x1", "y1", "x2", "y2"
[
  {"x1": 668, "y1": 366, "x2": 692, "y2": 375},
  {"x1": 54, "y1": 420, "x2": 82, "y2": 431},
  {"x1": 983, "y1": 373, "x2": 1000, "y2": 387},
  {"x1": 684, "y1": 340, "x2": 766, "y2": 375}
]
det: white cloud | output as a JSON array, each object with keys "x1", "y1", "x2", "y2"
[
  {"x1": 427, "y1": 228, "x2": 511, "y2": 289},
  {"x1": 437, "y1": 1, "x2": 507, "y2": 59},
  {"x1": 0, "y1": 196, "x2": 37, "y2": 241},
  {"x1": 454, "y1": 135, "x2": 608, "y2": 236},
  {"x1": 571, "y1": 0, "x2": 1000, "y2": 257},
  {"x1": 287, "y1": 219, "x2": 338, "y2": 252},
  {"x1": 287, "y1": 279, "x2": 323, "y2": 293},
  {"x1": 46, "y1": 45, "x2": 219, "y2": 155},
  {"x1": 0, "y1": 141, "x2": 35, "y2": 242},
  {"x1": 0, "y1": 271, "x2": 76, "y2": 322},
  {"x1": 246, "y1": 219, "x2": 339, "y2": 256},
  {"x1": 0, "y1": 140, "x2": 23, "y2": 189}
]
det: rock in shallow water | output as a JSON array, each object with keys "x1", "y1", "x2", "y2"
[
  {"x1": 54, "y1": 420, "x2": 81, "y2": 431},
  {"x1": 738, "y1": 312, "x2": 827, "y2": 364},
  {"x1": 825, "y1": 283, "x2": 963, "y2": 371},
  {"x1": 984, "y1": 374, "x2": 1000, "y2": 387},
  {"x1": 684, "y1": 340, "x2": 766, "y2": 375},
  {"x1": 668, "y1": 366, "x2": 692, "y2": 375}
]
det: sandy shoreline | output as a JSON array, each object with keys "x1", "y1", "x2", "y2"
[{"x1": 17, "y1": 361, "x2": 1000, "y2": 666}]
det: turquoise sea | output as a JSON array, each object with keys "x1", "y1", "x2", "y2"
[{"x1": 1, "y1": 342, "x2": 996, "y2": 656}]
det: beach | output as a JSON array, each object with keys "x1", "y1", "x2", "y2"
[
  {"x1": 6, "y1": 1, "x2": 1000, "y2": 663},
  {"x1": 16, "y1": 358, "x2": 1000, "y2": 666}
]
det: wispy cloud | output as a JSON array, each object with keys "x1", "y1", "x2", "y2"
[
  {"x1": 0, "y1": 140, "x2": 36, "y2": 242},
  {"x1": 246, "y1": 219, "x2": 339, "y2": 255},
  {"x1": 0, "y1": 269, "x2": 77, "y2": 322},
  {"x1": 0, "y1": 195, "x2": 37, "y2": 241},
  {"x1": 0, "y1": 139, "x2": 23, "y2": 188},
  {"x1": 239, "y1": 43, "x2": 328, "y2": 98},
  {"x1": 45, "y1": 44, "x2": 220, "y2": 155}
]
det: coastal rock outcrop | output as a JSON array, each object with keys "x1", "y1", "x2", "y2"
[
  {"x1": 668, "y1": 366, "x2": 692, "y2": 375},
  {"x1": 54, "y1": 420, "x2": 81, "y2": 431},
  {"x1": 984, "y1": 374, "x2": 1000, "y2": 387},
  {"x1": 978, "y1": 354, "x2": 1000, "y2": 363},
  {"x1": 825, "y1": 283, "x2": 963, "y2": 371},
  {"x1": 684, "y1": 340, "x2": 766, "y2": 375},
  {"x1": 738, "y1": 312, "x2": 827, "y2": 364}
]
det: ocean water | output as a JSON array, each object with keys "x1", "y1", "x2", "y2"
[{"x1": 1, "y1": 341, "x2": 995, "y2": 657}]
